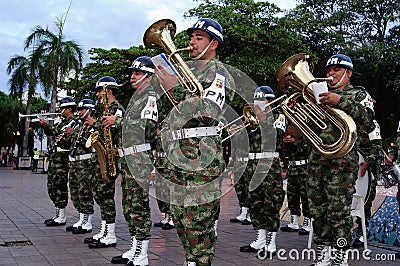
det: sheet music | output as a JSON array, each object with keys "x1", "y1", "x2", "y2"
[{"x1": 151, "y1": 53, "x2": 177, "y2": 76}]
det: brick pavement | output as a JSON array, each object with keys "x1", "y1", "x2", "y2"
[{"x1": 0, "y1": 167, "x2": 399, "y2": 265}]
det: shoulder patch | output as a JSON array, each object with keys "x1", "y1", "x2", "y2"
[{"x1": 273, "y1": 114, "x2": 286, "y2": 131}]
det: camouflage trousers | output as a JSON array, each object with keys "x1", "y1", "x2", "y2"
[
  {"x1": 68, "y1": 159, "x2": 94, "y2": 214},
  {"x1": 155, "y1": 167, "x2": 171, "y2": 214},
  {"x1": 170, "y1": 171, "x2": 221, "y2": 266},
  {"x1": 308, "y1": 160, "x2": 357, "y2": 249},
  {"x1": 233, "y1": 163, "x2": 251, "y2": 208},
  {"x1": 120, "y1": 163, "x2": 151, "y2": 240},
  {"x1": 249, "y1": 169, "x2": 285, "y2": 232},
  {"x1": 47, "y1": 152, "x2": 69, "y2": 208},
  {"x1": 286, "y1": 172, "x2": 311, "y2": 218},
  {"x1": 91, "y1": 162, "x2": 116, "y2": 222}
]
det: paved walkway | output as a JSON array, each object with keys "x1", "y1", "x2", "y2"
[{"x1": 0, "y1": 167, "x2": 399, "y2": 265}]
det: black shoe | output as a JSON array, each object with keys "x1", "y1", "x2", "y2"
[
  {"x1": 111, "y1": 255, "x2": 129, "y2": 264},
  {"x1": 72, "y1": 226, "x2": 92, "y2": 234},
  {"x1": 240, "y1": 244, "x2": 259, "y2": 252},
  {"x1": 84, "y1": 237, "x2": 98, "y2": 244},
  {"x1": 66, "y1": 225, "x2": 75, "y2": 232},
  {"x1": 241, "y1": 219, "x2": 252, "y2": 225},
  {"x1": 88, "y1": 240, "x2": 117, "y2": 248},
  {"x1": 162, "y1": 223, "x2": 175, "y2": 230},
  {"x1": 230, "y1": 217, "x2": 243, "y2": 223},
  {"x1": 153, "y1": 221, "x2": 165, "y2": 227},
  {"x1": 352, "y1": 237, "x2": 364, "y2": 248},
  {"x1": 44, "y1": 218, "x2": 53, "y2": 224},
  {"x1": 45, "y1": 220, "x2": 66, "y2": 227},
  {"x1": 280, "y1": 225, "x2": 299, "y2": 232},
  {"x1": 298, "y1": 228, "x2": 310, "y2": 235}
]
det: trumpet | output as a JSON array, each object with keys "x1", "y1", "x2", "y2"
[
  {"x1": 220, "y1": 95, "x2": 287, "y2": 142},
  {"x1": 143, "y1": 19, "x2": 204, "y2": 110},
  {"x1": 19, "y1": 112, "x2": 61, "y2": 122}
]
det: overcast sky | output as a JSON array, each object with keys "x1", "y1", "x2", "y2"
[{"x1": 0, "y1": 0, "x2": 296, "y2": 96}]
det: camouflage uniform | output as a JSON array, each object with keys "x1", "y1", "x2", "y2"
[
  {"x1": 248, "y1": 110, "x2": 285, "y2": 232},
  {"x1": 68, "y1": 122, "x2": 95, "y2": 216},
  {"x1": 307, "y1": 84, "x2": 378, "y2": 249},
  {"x1": 118, "y1": 86, "x2": 159, "y2": 241},
  {"x1": 163, "y1": 58, "x2": 235, "y2": 266},
  {"x1": 44, "y1": 116, "x2": 78, "y2": 209},
  {"x1": 91, "y1": 100, "x2": 124, "y2": 223},
  {"x1": 154, "y1": 96, "x2": 173, "y2": 224},
  {"x1": 285, "y1": 133, "x2": 311, "y2": 219}
]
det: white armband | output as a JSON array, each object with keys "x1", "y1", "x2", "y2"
[{"x1": 368, "y1": 120, "x2": 382, "y2": 141}]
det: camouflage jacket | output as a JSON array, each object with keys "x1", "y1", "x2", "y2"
[
  {"x1": 309, "y1": 84, "x2": 380, "y2": 167},
  {"x1": 93, "y1": 99, "x2": 125, "y2": 148},
  {"x1": 69, "y1": 119, "x2": 95, "y2": 158},
  {"x1": 119, "y1": 85, "x2": 160, "y2": 164},
  {"x1": 241, "y1": 108, "x2": 286, "y2": 174},
  {"x1": 43, "y1": 115, "x2": 79, "y2": 152},
  {"x1": 285, "y1": 133, "x2": 309, "y2": 176},
  {"x1": 162, "y1": 58, "x2": 236, "y2": 176}
]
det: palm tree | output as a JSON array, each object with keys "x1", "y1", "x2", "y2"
[
  {"x1": 6, "y1": 55, "x2": 38, "y2": 156},
  {"x1": 24, "y1": 14, "x2": 83, "y2": 113}
]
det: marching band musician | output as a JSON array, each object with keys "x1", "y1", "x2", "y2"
[
  {"x1": 83, "y1": 76, "x2": 125, "y2": 249},
  {"x1": 239, "y1": 86, "x2": 285, "y2": 259},
  {"x1": 110, "y1": 56, "x2": 159, "y2": 265},
  {"x1": 64, "y1": 99, "x2": 96, "y2": 234},
  {"x1": 156, "y1": 18, "x2": 236, "y2": 266},
  {"x1": 280, "y1": 127, "x2": 311, "y2": 235},
  {"x1": 308, "y1": 54, "x2": 381, "y2": 265},
  {"x1": 40, "y1": 96, "x2": 78, "y2": 227}
]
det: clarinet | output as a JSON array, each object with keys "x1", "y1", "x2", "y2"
[
  {"x1": 48, "y1": 117, "x2": 79, "y2": 154},
  {"x1": 69, "y1": 110, "x2": 94, "y2": 158}
]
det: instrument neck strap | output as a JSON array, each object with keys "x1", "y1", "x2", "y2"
[
  {"x1": 131, "y1": 73, "x2": 149, "y2": 86},
  {"x1": 328, "y1": 68, "x2": 348, "y2": 89},
  {"x1": 191, "y1": 39, "x2": 215, "y2": 60}
]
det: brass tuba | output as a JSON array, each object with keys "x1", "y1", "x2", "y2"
[
  {"x1": 276, "y1": 53, "x2": 357, "y2": 159},
  {"x1": 143, "y1": 19, "x2": 204, "y2": 107}
]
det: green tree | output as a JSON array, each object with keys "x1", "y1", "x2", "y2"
[
  {"x1": 24, "y1": 14, "x2": 83, "y2": 114},
  {"x1": 284, "y1": 0, "x2": 400, "y2": 140},
  {"x1": 6, "y1": 55, "x2": 38, "y2": 156},
  {"x1": 184, "y1": 0, "x2": 310, "y2": 88},
  {"x1": 0, "y1": 92, "x2": 22, "y2": 154},
  {"x1": 69, "y1": 46, "x2": 156, "y2": 108}
]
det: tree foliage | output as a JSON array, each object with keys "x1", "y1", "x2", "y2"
[
  {"x1": 25, "y1": 15, "x2": 83, "y2": 114},
  {"x1": 285, "y1": 0, "x2": 400, "y2": 141}
]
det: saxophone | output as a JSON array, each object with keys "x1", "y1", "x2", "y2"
[{"x1": 86, "y1": 84, "x2": 119, "y2": 183}]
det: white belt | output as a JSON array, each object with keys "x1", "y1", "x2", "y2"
[
  {"x1": 157, "y1": 152, "x2": 166, "y2": 158},
  {"x1": 69, "y1": 153, "x2": 92, "y2": 162},
  {"x1": 118, "y1": 143, "x2": 151, "y2": 157},
  {"x1": 171, "y1": 126, "x2": 218, "y2": 140},
  {"x1": 237, "y1": 152, "x2": 280, "y2": 161},
  {"x1": 288, "y1": 159, "x2": 308, "y2": 166},
  {"x1": 248, "y1": 152, "x2": 279, "y2": 160},
  {"x1": 56, "y1": 147, "x2": 69, "y2": 152}
]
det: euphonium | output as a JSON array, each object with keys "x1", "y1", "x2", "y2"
[
  {"x1": 143, "y1": 19, "x2": 204, "y2": 107},
  {"x1": 276, "y1": 53, "x2": 357, "y2": 159},
  {"x1": 86, "y1": 84, "x2": 119, "y2": 183}
]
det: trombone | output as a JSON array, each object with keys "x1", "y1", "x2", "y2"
[
  {"x1": 18, "y1": 112, "x2": 61, "y2": 122},
  {"x1": 220, "y1": 94, "x2": 287, "y2": 142}
]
